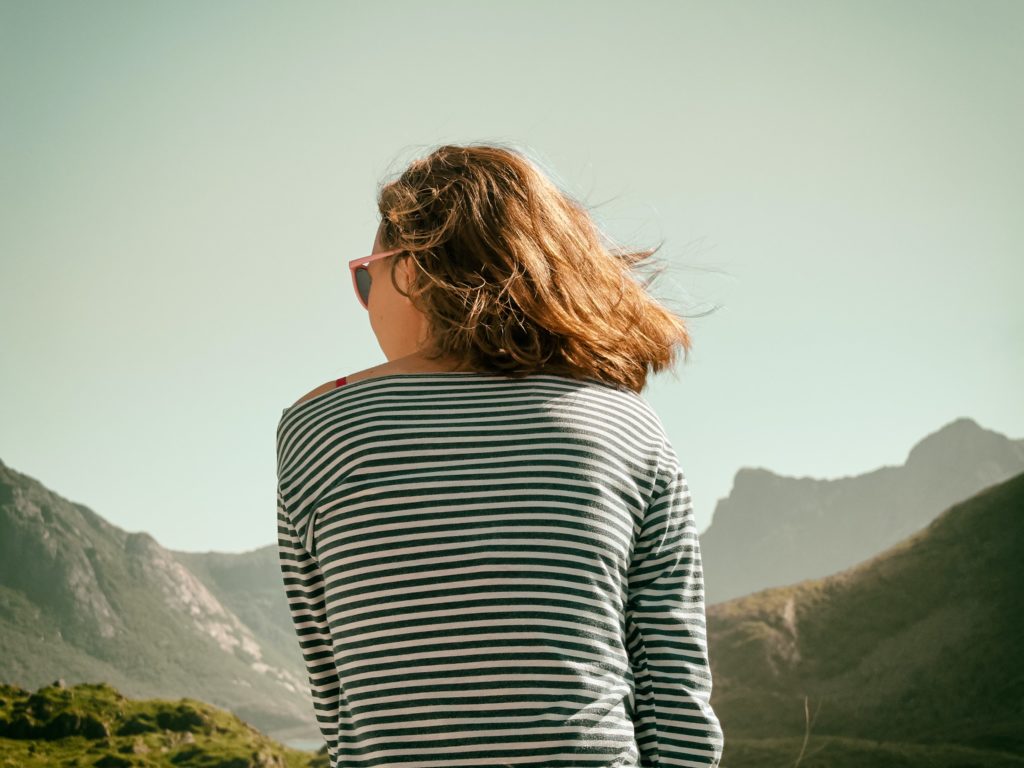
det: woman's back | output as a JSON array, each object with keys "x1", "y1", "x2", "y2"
[{"x1": 276, "y1": 372, "x2": 723, "y2": 767}]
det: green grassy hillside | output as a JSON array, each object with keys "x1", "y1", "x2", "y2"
[{"x1": 0, "y1": 679, "x2": 328, "y2": 768}]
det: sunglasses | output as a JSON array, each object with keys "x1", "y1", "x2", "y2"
[{"x1": 347, "y1": 248, "x2": 404, "y2": 309}]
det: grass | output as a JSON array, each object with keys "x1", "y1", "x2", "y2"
[{"x1": 0, "y1": 680, "x2": 328, "y2": 768}]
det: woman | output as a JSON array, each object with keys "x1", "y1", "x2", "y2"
[{"x1": 276, "y1": 143, "x2": 724, "y2": 768}]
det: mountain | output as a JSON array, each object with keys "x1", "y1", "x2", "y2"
[
  {"x1": 3, "y1": 415, "x2": 1021, "y2": 764},
  {"x1": 0, "y1": 457, "x2": 319, "y2": 748},
  {"x1": 706, "y1": 469, "x2": 1024, "y2": 766},
  {"x1": 700, "y1": 417, "x2": 1024, "y2": 604},
  {"x1": 167, "y1": 544, "x2": 323, "y2": 745}
]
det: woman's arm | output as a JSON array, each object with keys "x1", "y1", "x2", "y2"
[
  {"x1": 276, "y1": 486, "x2": 342, "y2": 764},
  {"x1": 626, "y1": 463, "x2": 724, "y2": 767}
]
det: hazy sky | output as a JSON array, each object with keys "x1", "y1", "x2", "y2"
[{"x1": 2, "y1": 0, "x2": 1021, "y2": 554}]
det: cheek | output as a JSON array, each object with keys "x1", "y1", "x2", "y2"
[
  {"x1": 369, "y1": 274, "x2": 395, "y2": 316},
  {"x1": 368, "y1": 276, "x2": 404, "y2": 328},
  {"x1": 373, "y1": 284, "x2": 422, "y2": 338},
  {"x1": 367, "y1": 297, "x2": 389, "y2": 340},
  {"x1": 367, "y1": 302, "x2": 382, "y2": 336}
]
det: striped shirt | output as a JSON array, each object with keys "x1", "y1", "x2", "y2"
[{"x1": 276, "y1": 372, "x2": 723, "y2": 767}]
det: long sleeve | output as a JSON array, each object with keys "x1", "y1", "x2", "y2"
[
  {"x1": 625, "y1": 464, "x2": 724, "y2": 767},
  {"x1": 276, "y1": 485, "x2": 342, "y2": 766}
]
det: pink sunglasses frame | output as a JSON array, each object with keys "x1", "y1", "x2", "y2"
[{"x1": 347, "y1": 248, "x2": 404, "y2": 309}]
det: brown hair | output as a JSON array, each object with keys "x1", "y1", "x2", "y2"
[{"x1": 376, "y1": 142, "x2": 695, "y2": 394}]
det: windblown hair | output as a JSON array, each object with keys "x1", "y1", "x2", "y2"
[{"x1": 376, "y1": 142, "x2": 694, "y2": 394}]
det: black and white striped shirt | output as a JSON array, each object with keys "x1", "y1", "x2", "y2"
[{"x1": 276, "y1": 372, "x2": 723, "y2": 767}]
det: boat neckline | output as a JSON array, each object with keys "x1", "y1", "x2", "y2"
[{"x1": 281, "y1": 371, "x2": 611, "y2": 418}]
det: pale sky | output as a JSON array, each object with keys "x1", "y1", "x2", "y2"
[{"x1": 2, "y1": 0, "x2": 1021, "y2": 554}]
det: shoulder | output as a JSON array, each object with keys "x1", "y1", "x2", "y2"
[
  {"x1": 343, "y1": 361, "x2": 401, "y2": 385},
  {"x1": 289, "y1": 361, "x2": 398, "y2": 408},
  {"x1": 290, "y1": 379, "x2": 341, "y2": 409}
]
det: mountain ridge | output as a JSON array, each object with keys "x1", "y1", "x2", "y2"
[
  {"x1": 707, "y1": 468, "x2": 1024, "y2": 760},
  {"x1": 700, "y1": 416, "x2": 1024, "y2": 604}
]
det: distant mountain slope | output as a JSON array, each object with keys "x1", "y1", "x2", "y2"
[
  {"x1": 0, "y1": 457, "x2": 317, "y2": 747},
  {"x1": 707, "y1": 469, "x2": 1024, "y2": 761},
  {"x1": 169, "y1": 545, "x2": 300, "y2": 677},
  {"x1": 700, "y1": 417, "x2": 1024, "y2": 604},
  {"x1": 168, "y1": 543, "x2": 319, "y2": 738}
]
